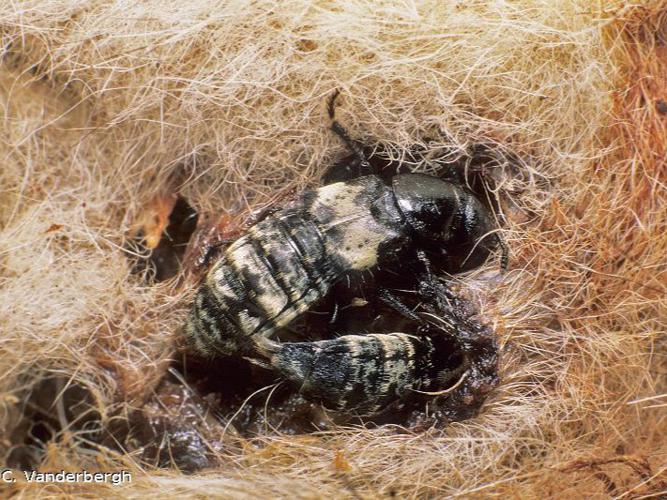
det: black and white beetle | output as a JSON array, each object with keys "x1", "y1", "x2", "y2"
[
  {"x1": 185, "y1": 93, "x2": 507, "y2": 359},
  {"x1": 256, "y1": 332, "x2": 465, "y2": 416}
]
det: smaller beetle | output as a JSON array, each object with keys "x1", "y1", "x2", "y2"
[{"x1": 256, "y1": 331, "x2": 465, "y2": 416}]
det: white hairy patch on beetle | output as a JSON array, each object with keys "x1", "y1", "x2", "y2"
[
  {"x1": 313, "y1": 182, "x2": 391, "y2": 270},
  {"x1": 376, "y1": 334, "x2": 414, "y2": 396}
]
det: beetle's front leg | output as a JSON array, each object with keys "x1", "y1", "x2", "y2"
[
  {"x1": 377, "y1": 287, "x2": 421, "y2": 323},
  {"x1": 415, "y1": 249, "x2": 451, "y2": 313}
]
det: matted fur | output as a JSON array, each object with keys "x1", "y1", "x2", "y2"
[{"x1": 0, "y1": 0, "x2": 665, "y2": 497}]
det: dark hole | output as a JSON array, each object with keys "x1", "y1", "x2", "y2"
[
  {"x1": 6, "y1": 377, "x2": 100, "y2": 470},
  {"x1": 28, "y1": 421, "x2": 54, "y2": 446},
  {"x1": 126, "y1": 195, "x2": 198, "y2": 283}
]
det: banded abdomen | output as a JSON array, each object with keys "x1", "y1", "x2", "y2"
[
  {"x1": 185, "y1": 175, "x2": 407, "y2": 358},
  {"x1": 258, "y1": 332, "x2": 460, "y2": 415},
  {"x1": 185, "y1": 212, "x2": 333, "y2": 357}
]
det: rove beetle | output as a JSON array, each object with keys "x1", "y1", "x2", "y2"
[{"x1": 185, "y1": 92, "x2": 507, "y2": 360}]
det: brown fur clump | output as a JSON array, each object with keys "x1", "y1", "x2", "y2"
[{"x1": 0, "y1": 0, "x2": 665, "y2": 497}]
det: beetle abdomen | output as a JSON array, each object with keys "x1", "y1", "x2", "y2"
[
  {"x1": 186, "y1": 176, "x2": 408, "y2": 359},
  {"x1": 265, "y1": 333, "x2": 436, "y2": 415},
  {"x1": 186, "y1": 213, "x2": 333, "y2": 357}
]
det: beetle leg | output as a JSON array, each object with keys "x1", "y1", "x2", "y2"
[
  {"x1": 416, "y1": 249, "x2": 452, "y2": 296},
  {"x1": 197, "y1": 238, "x2": 231, "y2": 269},
  {"x1": 496, "y1": 233, "x2": 509, "y2": 271},
  {"x1": 243, "y1": 205, "x2": 282, "y2": 228},
  {"x1": 415, "y1": 249, "x2": 458, "y2": 313},
  {"x1": 326, "y1": 88, "x2": 341, "y2": 118},
  {"x1": 377, "y1": 287, "x2": 421, "y2": 322},
  {"x1": 188, "y1": 231, "x2": 237, "y2": 272},
  {"x1": 330, "y1": 122, "x2": 371, "y2": 168},
  {"x1": 416, "y1": 249, "x2": 436, "y2": 282},
  {"x1": 328, "y1": 301, "x2": 340, "y2": 325}
]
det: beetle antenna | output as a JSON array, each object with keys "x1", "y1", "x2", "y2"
[
  {"x1": 327, "y1": 90, "x2": 370, "y2": 168},
  {"x1": 327, "y1": 89, "x2": 340, "y2": 120}
]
